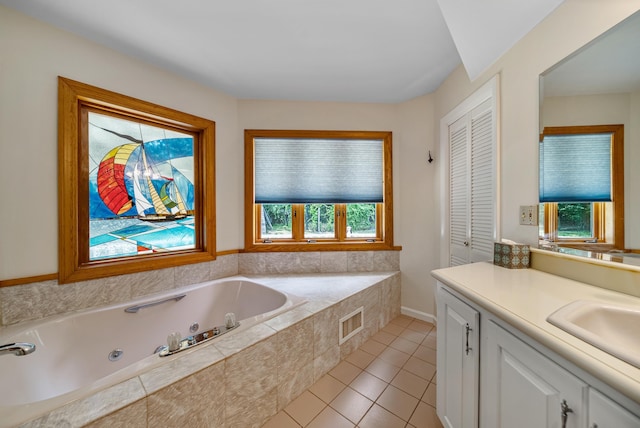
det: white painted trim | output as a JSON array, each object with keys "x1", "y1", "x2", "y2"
[
  {"x1": 401, "y1": 306, "x2": 437, "y2": 325},
  {"x1": 439, "y1": 74, "x2": 501, "y2": 268}
]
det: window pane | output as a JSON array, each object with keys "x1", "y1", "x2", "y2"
[
  {"x1": 304, "y1": 204, "x2": 335, "y2": 239},
  {"x1": 261, "y1": 204, "x2": 292, "y2": 239},
  {"x1": 88, "y1": 111, "x2": 196, "y2": 261},
  {"x1": 558, "y1": 203, "x2": 593, "y2": 238},
  {"x1": 347, "y1": 203, "x2": 377, "y2": 238}
]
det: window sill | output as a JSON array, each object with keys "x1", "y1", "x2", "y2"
[{"x1": 556, "y1": 242, "x2": 616, "y2": 252}]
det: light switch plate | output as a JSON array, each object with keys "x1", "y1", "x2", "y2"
[{"x1": 519, "y1": 205, "x2": 538, "y2": 226}]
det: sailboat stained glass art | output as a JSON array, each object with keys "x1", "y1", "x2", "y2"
[{"x1": 88, "y1": 112, "x2": 196, "y2": 260}]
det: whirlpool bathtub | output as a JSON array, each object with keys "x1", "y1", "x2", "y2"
[{"x1": 0, "y1": 276, "x2": 305, "y2": 426}]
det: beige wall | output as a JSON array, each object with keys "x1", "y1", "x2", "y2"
[{"x1": 542, "y1": 93, "x2": 631, "y2": 129}]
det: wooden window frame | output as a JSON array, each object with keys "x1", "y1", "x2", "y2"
[
  {"x1": 58, "y1": 77, "x2": 216, "y2": 284},
  {"x1": 540, "y1": 124, "x2": 624, "y2": 249},
  {"x1": 253, "y1": 203, "x2": 384, "y2": 243},
  {"x1": 244, "y1": 130, "x2": 395, "y2": 252}
]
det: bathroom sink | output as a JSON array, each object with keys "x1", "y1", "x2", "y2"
[{"x1": 547, "y1": 300, "x2": 640, "y2": 369}]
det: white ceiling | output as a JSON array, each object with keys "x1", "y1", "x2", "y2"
[
  {"x1": 1, "y1": 0, "x2": 564, "y2": 103},
  {"x1": 437, "y1": 0, "x2": 565, "y2": 81}
]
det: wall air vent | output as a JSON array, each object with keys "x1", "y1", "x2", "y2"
[{"x1": 339, "y1": 307, "x2": 364, "y2": 345}]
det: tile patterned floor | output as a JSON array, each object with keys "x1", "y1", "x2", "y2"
[{"x1": 263, "y1": 315, "x2": 444, "y2": 428}]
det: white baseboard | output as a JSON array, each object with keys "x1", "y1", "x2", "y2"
[{"x1": 401, "y1": 306, "x2": 437, "y2": 325}]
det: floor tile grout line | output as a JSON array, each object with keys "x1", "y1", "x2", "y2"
[
  {"x1": 342, "y1": 345, "x2": 432, "y2": 423},
  {"x1": 327, "y1": 385, "x2": 374, "y2": 427},
  {"x1": 268, "y1": 317, "x2": 438, "y2": 428},
  {"x1": 374, "y1": 384, "x2": 419, "y2": 423},
  {"x1": 304, "y1": 381, "x2": 375, "y2": 427}
]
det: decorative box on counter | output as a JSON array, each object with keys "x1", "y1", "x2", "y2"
[{"x1": 493, "y1": 240, "x2": 530, "y2": 269}]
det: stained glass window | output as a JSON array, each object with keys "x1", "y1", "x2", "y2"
[
  {"x1": 58, "y1": 77, "x2": 215, "y2": 284},
  {"x1": 88, "y1": 112, "x2": 196, "y2": 260}
]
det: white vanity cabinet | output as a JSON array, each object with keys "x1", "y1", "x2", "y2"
[
  {"x1": 589, "y1": 388, "x2": 640, "y2": 428},
  {"x1": 482, "y1": 320, "x2": 587, "y2": 428},
  {"x1": 435, "y1": 279, "x2": 640, "y2": 428},
  {"x1": 436, "y1": 284, "x2": 479, "y2": 428}
]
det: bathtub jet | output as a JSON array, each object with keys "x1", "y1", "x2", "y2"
[{"x1": 0, "y1": 342, "x2": 36, "y2": 356}]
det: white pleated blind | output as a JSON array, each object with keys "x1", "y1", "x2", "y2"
[
  {"x1": 254, "y1": 138, "x2": 383, "y2": 204},
  {"x1": 470, "y1": 110, "x2": 495, "y2": 256},
  {"x1": 539, "y1": 133, "x2": 612, "y2": 202}
]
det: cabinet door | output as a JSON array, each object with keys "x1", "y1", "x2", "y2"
[
  {"x1": 589, "y1": 388, "x2": 640, "y2": 428},
  {"x1": 437, "y1": 285, "x2": 480, "y2": 428},
  {"x1": 481, "y1": 321, "x2": 587, "y2": 428}
]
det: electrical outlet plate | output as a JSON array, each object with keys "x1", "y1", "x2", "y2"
[{"x1": 519, "y1": 205, "x2": 538, "y2": 226}]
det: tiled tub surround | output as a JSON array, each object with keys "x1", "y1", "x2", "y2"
[
  {"x1": 2, "y1": 271, "x2": 401, "y2": 427},
  {"x1": 0, "y1": 251, "x2": 399, "y2": 327}
]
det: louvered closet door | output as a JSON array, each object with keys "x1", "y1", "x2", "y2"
[
  {"x1": 449, "y1": 115, "x2": 470, "y2": 266},
  {"x1": 449, "y1": 98, "x2": 496, "y2": 266},
  {"x1": 469, "y1": 99, "x2": 495, "y2": 262}
]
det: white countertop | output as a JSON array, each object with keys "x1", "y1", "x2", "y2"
[{"x1": 431, "y1": 262, "x2": 640, "y2": 404}]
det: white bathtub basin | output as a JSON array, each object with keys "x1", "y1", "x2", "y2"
[
  {"x1": 547, "y1": 299, "x2": 640, "y2": 368},
  {"x1": 0, "y1": 276, "x2": 305, "y2": 427}
]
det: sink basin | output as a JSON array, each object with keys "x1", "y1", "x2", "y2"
[{"x1": 547, "y1": 300, "x2": 640, "y2": 369}]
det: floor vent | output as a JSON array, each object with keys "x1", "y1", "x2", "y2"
[{"x1": 339, "y1": 307, "x2": 364, "y2": 345}]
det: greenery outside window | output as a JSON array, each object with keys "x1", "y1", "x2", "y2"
[
  {"x1": 539, "y1": 124, "x2": 623, "y2": 248},
  {"x1": 245, "y1": 130, "x2": 394, "y2": 251},
  {"x1": 539, "y1": 202, "x2": 606, "y2": 240}
]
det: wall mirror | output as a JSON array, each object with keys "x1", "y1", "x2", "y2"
[{"x1": 538, "y1": 9, "x2": 640, "y2": 266}]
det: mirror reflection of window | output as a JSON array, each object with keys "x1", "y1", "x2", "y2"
[
  {"x1": 556, "y1": 203, "x2": 594, "y2": 239},
  {"x1": 539, "y1": 124, "x2": 624, "y2": 249}
]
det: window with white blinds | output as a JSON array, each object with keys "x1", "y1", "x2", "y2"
[
  {"x1": 442, "y1": 76, "x2": 498, "y2": 267},
  {"x1": 244, "y1": 129, "x2": 395, "y2": 251},
  {"x1": 539, "y1": 133, "x2": 612, "y2": 203}
]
